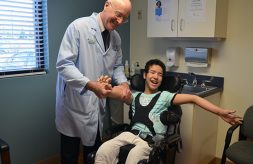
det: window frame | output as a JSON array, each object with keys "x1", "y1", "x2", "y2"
[{"x1": 0, "y1": 0, "x2": 49, "y2": 79}]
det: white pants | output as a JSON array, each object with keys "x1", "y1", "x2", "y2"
[{"x1": 95, "y1": 132, "x2": 152, "y2": 164}]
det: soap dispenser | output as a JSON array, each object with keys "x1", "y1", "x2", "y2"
[{"x1": 166, "y1": 47, "x2": 179, "y2": 67}]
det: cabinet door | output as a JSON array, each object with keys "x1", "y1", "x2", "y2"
[
  {"x1": 147, "y1": 0, "x2": 178, "y2": 37},
  {"x1": 178, "y1": 0, "x2": 224, "y2": 37},
  {"x1": 147, "y1": 0, "x2": 227, "y2": 38}
]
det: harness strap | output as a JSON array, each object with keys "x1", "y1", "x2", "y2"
[{"x1": 130, "y1": 92, "x2": 161, "y2": 136}]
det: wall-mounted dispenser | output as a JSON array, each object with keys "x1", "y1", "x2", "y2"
[
  {"x1": 166, "y1": 47, "x2": 179, "y2": 67},
  {"x1": 184, "y1": 48, "x2": 212, "y2": 67}
]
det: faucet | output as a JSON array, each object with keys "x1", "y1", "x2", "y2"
[
  {"x1": 189, "y1": 72, "x2": 198, "y2": 87},
  {"x1": 200, "y1": 76, "x2": 214, "y2": 88}
]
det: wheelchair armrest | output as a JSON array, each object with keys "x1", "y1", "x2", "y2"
[
  {"x1": 157, "y1": 134, "x2": 181, "y2": 151},
  {"x1": 149, "y1": 134, "x2": 181, "y2": 159},
  {"x1": 164, "y1": 134, "x2": 181, "y2": 146}
]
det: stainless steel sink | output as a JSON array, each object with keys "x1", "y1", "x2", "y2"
[{"x1": 181, "y1": 85, "x2": 217, "y2": 95}]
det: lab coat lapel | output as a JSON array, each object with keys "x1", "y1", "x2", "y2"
[{"x1": 90, "y1": 26, "x2": 106, "y2": 52}]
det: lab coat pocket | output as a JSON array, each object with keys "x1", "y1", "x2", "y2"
[{"x1": 64, "y1": 86, "x2": 95, "y2": 114}]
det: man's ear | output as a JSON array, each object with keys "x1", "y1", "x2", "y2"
[{"x1": 143, "y1": 73, "x2": 146, "y2": 79}]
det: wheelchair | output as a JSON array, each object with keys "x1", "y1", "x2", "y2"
[{"x1": 88, "y1": 74, "x2": 183, "y2": 164}]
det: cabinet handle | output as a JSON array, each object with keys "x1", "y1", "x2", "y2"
[
  {"x1": 180, "y1": 19, "x2": 184, "y2": 31},
  {"x1": 171, "y1": 19, "x2": 175, "y2": 31}
]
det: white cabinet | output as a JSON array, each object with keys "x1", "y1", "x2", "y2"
[
  {"x1": 147, "y1": 0, "x2": 228, "y2": 38},
  {"x1": 175, "y1": 93, "x2": 221, "y2": 164}
]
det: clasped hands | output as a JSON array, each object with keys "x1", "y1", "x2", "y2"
[{"x1": 95, "y1": 75, "x2": 132, "y2": 103}]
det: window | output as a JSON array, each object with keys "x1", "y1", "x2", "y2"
[{"x1": 0, "y1": 0, "x2": 48, "y2": 78}]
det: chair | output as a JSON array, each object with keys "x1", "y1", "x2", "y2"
[
  {"x1": 221, "y1": 105, "x2": 253, "y2": 164},
  {"x1": 88, "y1": 74, "x2": 183, "y2": 164},
  {"x1": 0, "y1": 138, "x2": 11, "y2": 164}
]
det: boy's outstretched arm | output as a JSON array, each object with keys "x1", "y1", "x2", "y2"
[{"x1": 173, "y1": 94, "x2": 242, "y2": 125}]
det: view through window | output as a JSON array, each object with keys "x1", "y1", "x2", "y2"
[{"x1": 0, "y1": 0, "x2": 48, "y2": 78}]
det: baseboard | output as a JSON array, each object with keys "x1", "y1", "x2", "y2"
[
  {"x1": 36, "y1": 154, "x2": 60, "y2": 164},
  {"x1": 36, "y1": 154, "x2": 233, "y2": 164},
  {"x1": 209, "y1": 157, "x2": 234, "y2": 164},
  {"x1": 36, "y1": 153, "x2": 83, "y2": 164}
]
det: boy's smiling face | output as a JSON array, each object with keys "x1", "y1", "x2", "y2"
[{"x1": 144, "y1": 65, "x2": 163, "y2": 94}]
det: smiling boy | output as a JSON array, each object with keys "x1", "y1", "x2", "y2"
[{"x1": 95, "y1": 59, "x2": 242, "y2": 164}]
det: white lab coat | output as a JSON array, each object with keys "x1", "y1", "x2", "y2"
[{"x1": 55, "y1": 13, "x2": 127, "y2": 146}]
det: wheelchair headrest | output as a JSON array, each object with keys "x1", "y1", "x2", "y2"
[
  {"x1": 160, "y1": 75, "x2": 182, "y2": 93},
  {"x1": 130, "y1": 74, "x2": 145, "y2": 92},
  {"x1": 130, "y1": 74, "x2": 182, "y2": 93}
]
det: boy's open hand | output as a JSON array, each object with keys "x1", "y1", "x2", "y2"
[{"x1": 219, "y1": 109, "x2": 243, "y2": 125}]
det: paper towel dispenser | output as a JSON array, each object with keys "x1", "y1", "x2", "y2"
[{"x1": 184, "y1": 48, "x2": 211, "y2": 67}]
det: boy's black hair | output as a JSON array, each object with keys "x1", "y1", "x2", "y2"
[{"x1": 144, "y1": 59, "x2": 166, "y2": 75}]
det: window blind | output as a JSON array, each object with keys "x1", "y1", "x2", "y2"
[{"x1": 0, "y1": 0, "x2": 48, "y2": 78}]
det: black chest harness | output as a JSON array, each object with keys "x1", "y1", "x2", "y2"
[{"x1": 130, "y1": 92, "x2": 161, "y2": 136}]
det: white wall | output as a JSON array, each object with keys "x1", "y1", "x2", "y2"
[{"x1": 130, "y1": 0, "x2": 253, "y2": 158}]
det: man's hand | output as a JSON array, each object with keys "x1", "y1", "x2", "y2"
[
  {"x1": 97, "y1": 75, "x2": 112, "y2": 84},
  {"x1": 219, "y1": 109, "x2": 243, "y2": 125},
  {"x1": 97, "y1": 75, "x2": 112, "y2": 90},
  {"x1": 86, "y1": 81, "x2": 112, "y2": 98}
]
